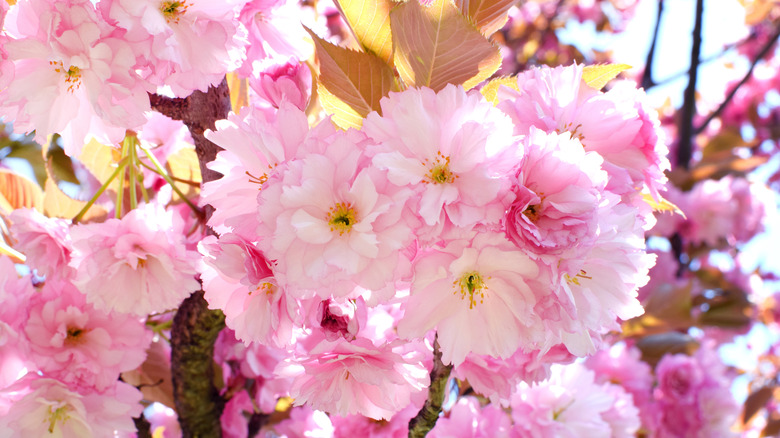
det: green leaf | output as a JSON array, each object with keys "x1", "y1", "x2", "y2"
[
  {"x1": 335, "y1": 0, "x2": 395, "y2": 64},
  {"x1": 480, "y1": 75, "x2": 518, "y2": 105},
  {"x1": 0, "y1": 169, "x2": 43, "y2": 214},
  {"x1": 306, "y1": 27, "x2": 399, "y2": 130},
  {"x1": 581, "y1": 63, "x2": 632, "y2": 90},
  {"x1": 43, "y1": 178, "x2": 106, "y2": 221},
  {"x1": 454, "y1": 0, "x2": 517, "y2": 35},
  {"x1": 391, "y1": 0, "x2": 502, "y2": 91}
]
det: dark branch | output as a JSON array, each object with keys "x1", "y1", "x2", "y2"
[
  {"x1": 676, "y1": 0, "x2": 704, "y2": 169},
  {"x1": 151, "y1": 80, "x2": 232, "y2": 438},
  {"x1": 134, "y1": 414, "x2": 153, "y2": 438},
  {"x1": 408, "y1": 338, "x2": 452, "y2": 438},
  {"x1": 641, "y1": 0, "x2": 664, "y2": 89},
  {"x1": 694, "y1": 24, "x2": 780, "y2": 135}
]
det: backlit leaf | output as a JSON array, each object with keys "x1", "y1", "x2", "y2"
[
  {"x1": 226, "y1": 71, "x2": 249, "y2": 112},
  {"x1": 455, "y1": 0, "x2": 516, "y2": 35},
  {"x1": 480, "y1": 75, "x2": 519, "y2": 104},
  {"x1": 742, "y1": 386, "x2": 774, "y2": 426},
  {"x1": 165, "y1": 146, "x2": 202, "y2": 202},
  {"x1": 306, "y1": 27, "x2": 398, "y2": 129},
  {"x1": 0, "y1": 169, "x2": 43, "y2": 213},
  {"x1": 43, "y1": 178, "x2": 106, "y2": 221},
  {"x1": 335, "y1": 0, "x2": 395, "y2": 64},
  {"x1": 582, "y1": 63, "x2": 631, "y2": 90},
  {"x1": 79, "y1": 139, "x2": 122, "y2": 189},
  {"x1": 391, "y1": 0, "x2": 502, "y2": 91},
  {"x1": 642, "y1": 191, "x2": 685, "y2": 218}
]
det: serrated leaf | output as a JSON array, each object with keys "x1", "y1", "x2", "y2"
[
  {"x1": 480, "y1": 75, "x2": 519, "y2": 104},
  {"x1": 642, "y1": 191, "x2": 685, "y2": 218},
  {"x1": 455, "y1": 0, "x2": 516, "y2": 35},
  {"x1": 306, "y1": 27, "x2": 398, "y2": 130},
  {"x1": 0, "y1": 169, "x2": 43, "y2": 214},
  {"x1": 335, "y1": 0, "x2": 394, "y2": 64},
  {"x1": 582, "y1": 63, "x2": 632, "y2": 90},
  {"x1": 43, "y1": 179, "x2": 106, "y2": 221},
  {"x1": 391, "y1": 0, "x2": 502, "y2": 91},
  {"x1": 226, "y1": 71, "x2": 249, "y2": 112}
]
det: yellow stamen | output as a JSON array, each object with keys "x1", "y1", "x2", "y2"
[
  {"x1": 160, "y1": 1, "x2": 189, "y2": 24},
  {"x1": 50, "y1": 61, "x2": 82, "y2": 93},
  {"x1": 327, "y1": 202, "x2": 358, "y2": 235},
  {"x1": 453, "y1": 271, "x2": 489, "y2": 309},
  {"x1": 422, "y1": 151, "x2": 457, "y2": 184}
]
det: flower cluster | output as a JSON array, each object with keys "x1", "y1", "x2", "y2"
[{"x1": 199, "y1": 64, "x2": 669, "y2": 419}]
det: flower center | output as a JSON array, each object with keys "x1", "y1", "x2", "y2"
[
  {"x1": 246, "y1": 163, "x2": 277, "y2": 189},
  {"x1": 557, "y1": 122, "x2": 585, "y2": 144},
  {"x1": 564, "y1": 270, "x2": 592, "y2": 285},
  {"x1": 327, "y1": 202, "x2": 357, "y2": 235},
  {"x1": 523, "y1": 203, "x2": 540, "y2": 222},
  {"x1": 47, "y1": 405, "x2": 71, "y2": 434},
  {"x1": 65, "y1": 326, "x2": 89, "y2": 346},
  {"x1": 423, "y1": 152, "x2": 457, "y2": 184},
  {"x1": 50, "y1": 61, "x2": 81, "y2": 93},
  {"x1": 453, "y1": 271, "x2": 488, "y2": 309},
  {"x1": 160, "y1": 1, "x2": 188, "y2": 23}
]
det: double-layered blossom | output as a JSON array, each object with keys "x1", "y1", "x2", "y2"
[
  {"x1": 257, "y1": 129, "x2": 416, "y2": 297},
  {"x1": 429, "y1": 397, "x2": 512, "y2": 438},
  {"x1": 0, "y1": 376, "x2": 142, "y2": 437},
  {"x1": 9, "y1": 208, "x2": 73, "y2": 280},
  {"x1": 69, "y1": 203, "x2": 200, "y2": 316},
  {"x1": 200, "y1": 233, "x2": 299, "y2": 347},
  {"x1": 363, "y1": 84, "x2": 518, "y2": 235},
  {"x1": 1, "y1": 0, "x2": 151, "y2": 155},
  {"x1": 21, "y1": 280, "x2": 151, "y2": 392},
  {"x1": 510, "y1": 363, "x2": 640, "y2": 438},
  {"x1": 99, "y1": 0, "x2": 248, "y2": 96},
  {"x1": 398, "y1": 231, "x2": 543, "y2": 366},
  {"x1": 497, "y1": 63, "x2": 669, "y2": 199},
  {"x1": 278, "y1": 336, "x2": 429, "y2": 420}
]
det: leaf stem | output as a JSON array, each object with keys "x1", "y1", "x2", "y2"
[
  {"x1": 126, "y1": 135, "x2": 138, "y2": 210},
  {"x1": 138, "y1": 145, "x2": 202, "y2": 216},
  {"x1": 72, "y1": 156, "x2": 130, "y2": 224}
]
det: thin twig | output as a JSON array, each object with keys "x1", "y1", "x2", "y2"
[
  {"x1": 641, "y1": 0, "x2": 664, "y2": 89},
  {"x1": 694, "y1": 23, "x2": 780, "y2": 135},
  {"x1": 676, "y1": 0, "x2": 705, "y2": 169}
]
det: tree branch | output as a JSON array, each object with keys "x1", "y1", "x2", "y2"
[
  {"x1": 408, "y1": 337, "x2": 452, "y2": 438},
  {"x1": 694, "y1": 23, "x2": 780, "y2": 135},
  {"x1": 676, "y1": 0, "x2": 704, "y2": 169},
  {"x1": 641, "y1": 0, "x2": 664, "y2": 89},
  {"x1": 151, "y1": 80, "x2": 232, "y2": 438}
]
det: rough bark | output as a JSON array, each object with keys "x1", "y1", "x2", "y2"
[{"x1": 408, "y1": 338, "x2": 452, "y2": 438}]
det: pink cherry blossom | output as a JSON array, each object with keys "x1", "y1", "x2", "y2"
[
  {"x1": 278, "y1": 336, "x2": 429, "y2": 420},
  {"x1": 363, "y1": 84, "x2": 518, "y2": 234},
  {"x1": 329, "y1": 404, "x2": 420, "y2": 438},
  {"x1": 99, "y1": 0, "x2": 248, "y2": 97},
  {"x1": 237, "y1": 0, "x2": 313, "y2": 76},
  {"x1": 429, "y1": 396, "x2": 512, "y2": 438},
  {"x1": 69, "y1": 203, "x2": 200, "y2": 316},
  {"x1": 272, "y1": 406, "x2": 335, "y2": 438},
  {"x1": 21, "y1": 279, "x2": 151, "y2": 393},
  {"x1": 201, "y1": 102, "x2": 326, "y2": 237},
  {"x1": 1, "y1": 0, "x2": 151, "y2": 155},
  {"x1": 510, "y1": 363, "x2": 640, "y2": 438},
  {"x1": 0, "y1": 256, "x2": 35, "y2": 389},
  {"x1": 200, "y1": 233, "x2": 299, "y2": 347},
  {"x1": 257, "y1": 129, "x2": 416, "y2": 297},
  {"x1": 249, "y1": 58, "x2": 312, "y2": 110},
  {"x1": 398, "y1": 231, "x2": 544, "y2": 366},
  {"x1": 505, "y1": 127, "x2": 607, "y2": 263},
  {"x1": 497, "y1": 63, "x2": 669, "y2": 199},
  {"x1": 9, "y1": 208, "x2": 73, "y2": 280},
  {"x1": 0, "y1": 376, "x2": 142, "y2": 438}
]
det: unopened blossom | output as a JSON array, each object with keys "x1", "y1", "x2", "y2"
[
  {"x1": 1, "y1": 0, "x2": 151, "y2": 155},
  {"x1": 278, "y1": 336, "x2": 429, "y2": 420},
  {"x1": 9, "y1": 208, "x2": 73, "y2": 280},
  {"x1": 22, "y1": 280, "x2": 151, "y2": 392},
  {"x1": 200, "y1": 233, "x2": 299, "y2": 347},
  {"x1": 505, "y1": 127, "x2": 607, "y2": 263},
  {"x1": 99, "y1": 0, "x2": 248, "y2": 96},
  {"x1": 497, "y1": 63, "x2": 669, "y2": 199},
  {"x1": 250, "y1": 58, "x2": 312, "y2": 110},
  {"x1": 363, "y1": 84, "x2": 518, "y2": 234},
  {"x1": 510, "y1": 363, "x2": 640, "y2": 438},
  {"x1": 398, "y1": 231, "x2": 543, "y2": 366},
  {"x1": 257, "y1": 129, "x2": 416, "y2": 297},
  {"x1": 69, "y1": 203, "x2": 200, "y2": 317},
  {"x1": 0, "y1": 376, "x2": 142, "y2": 438}
]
